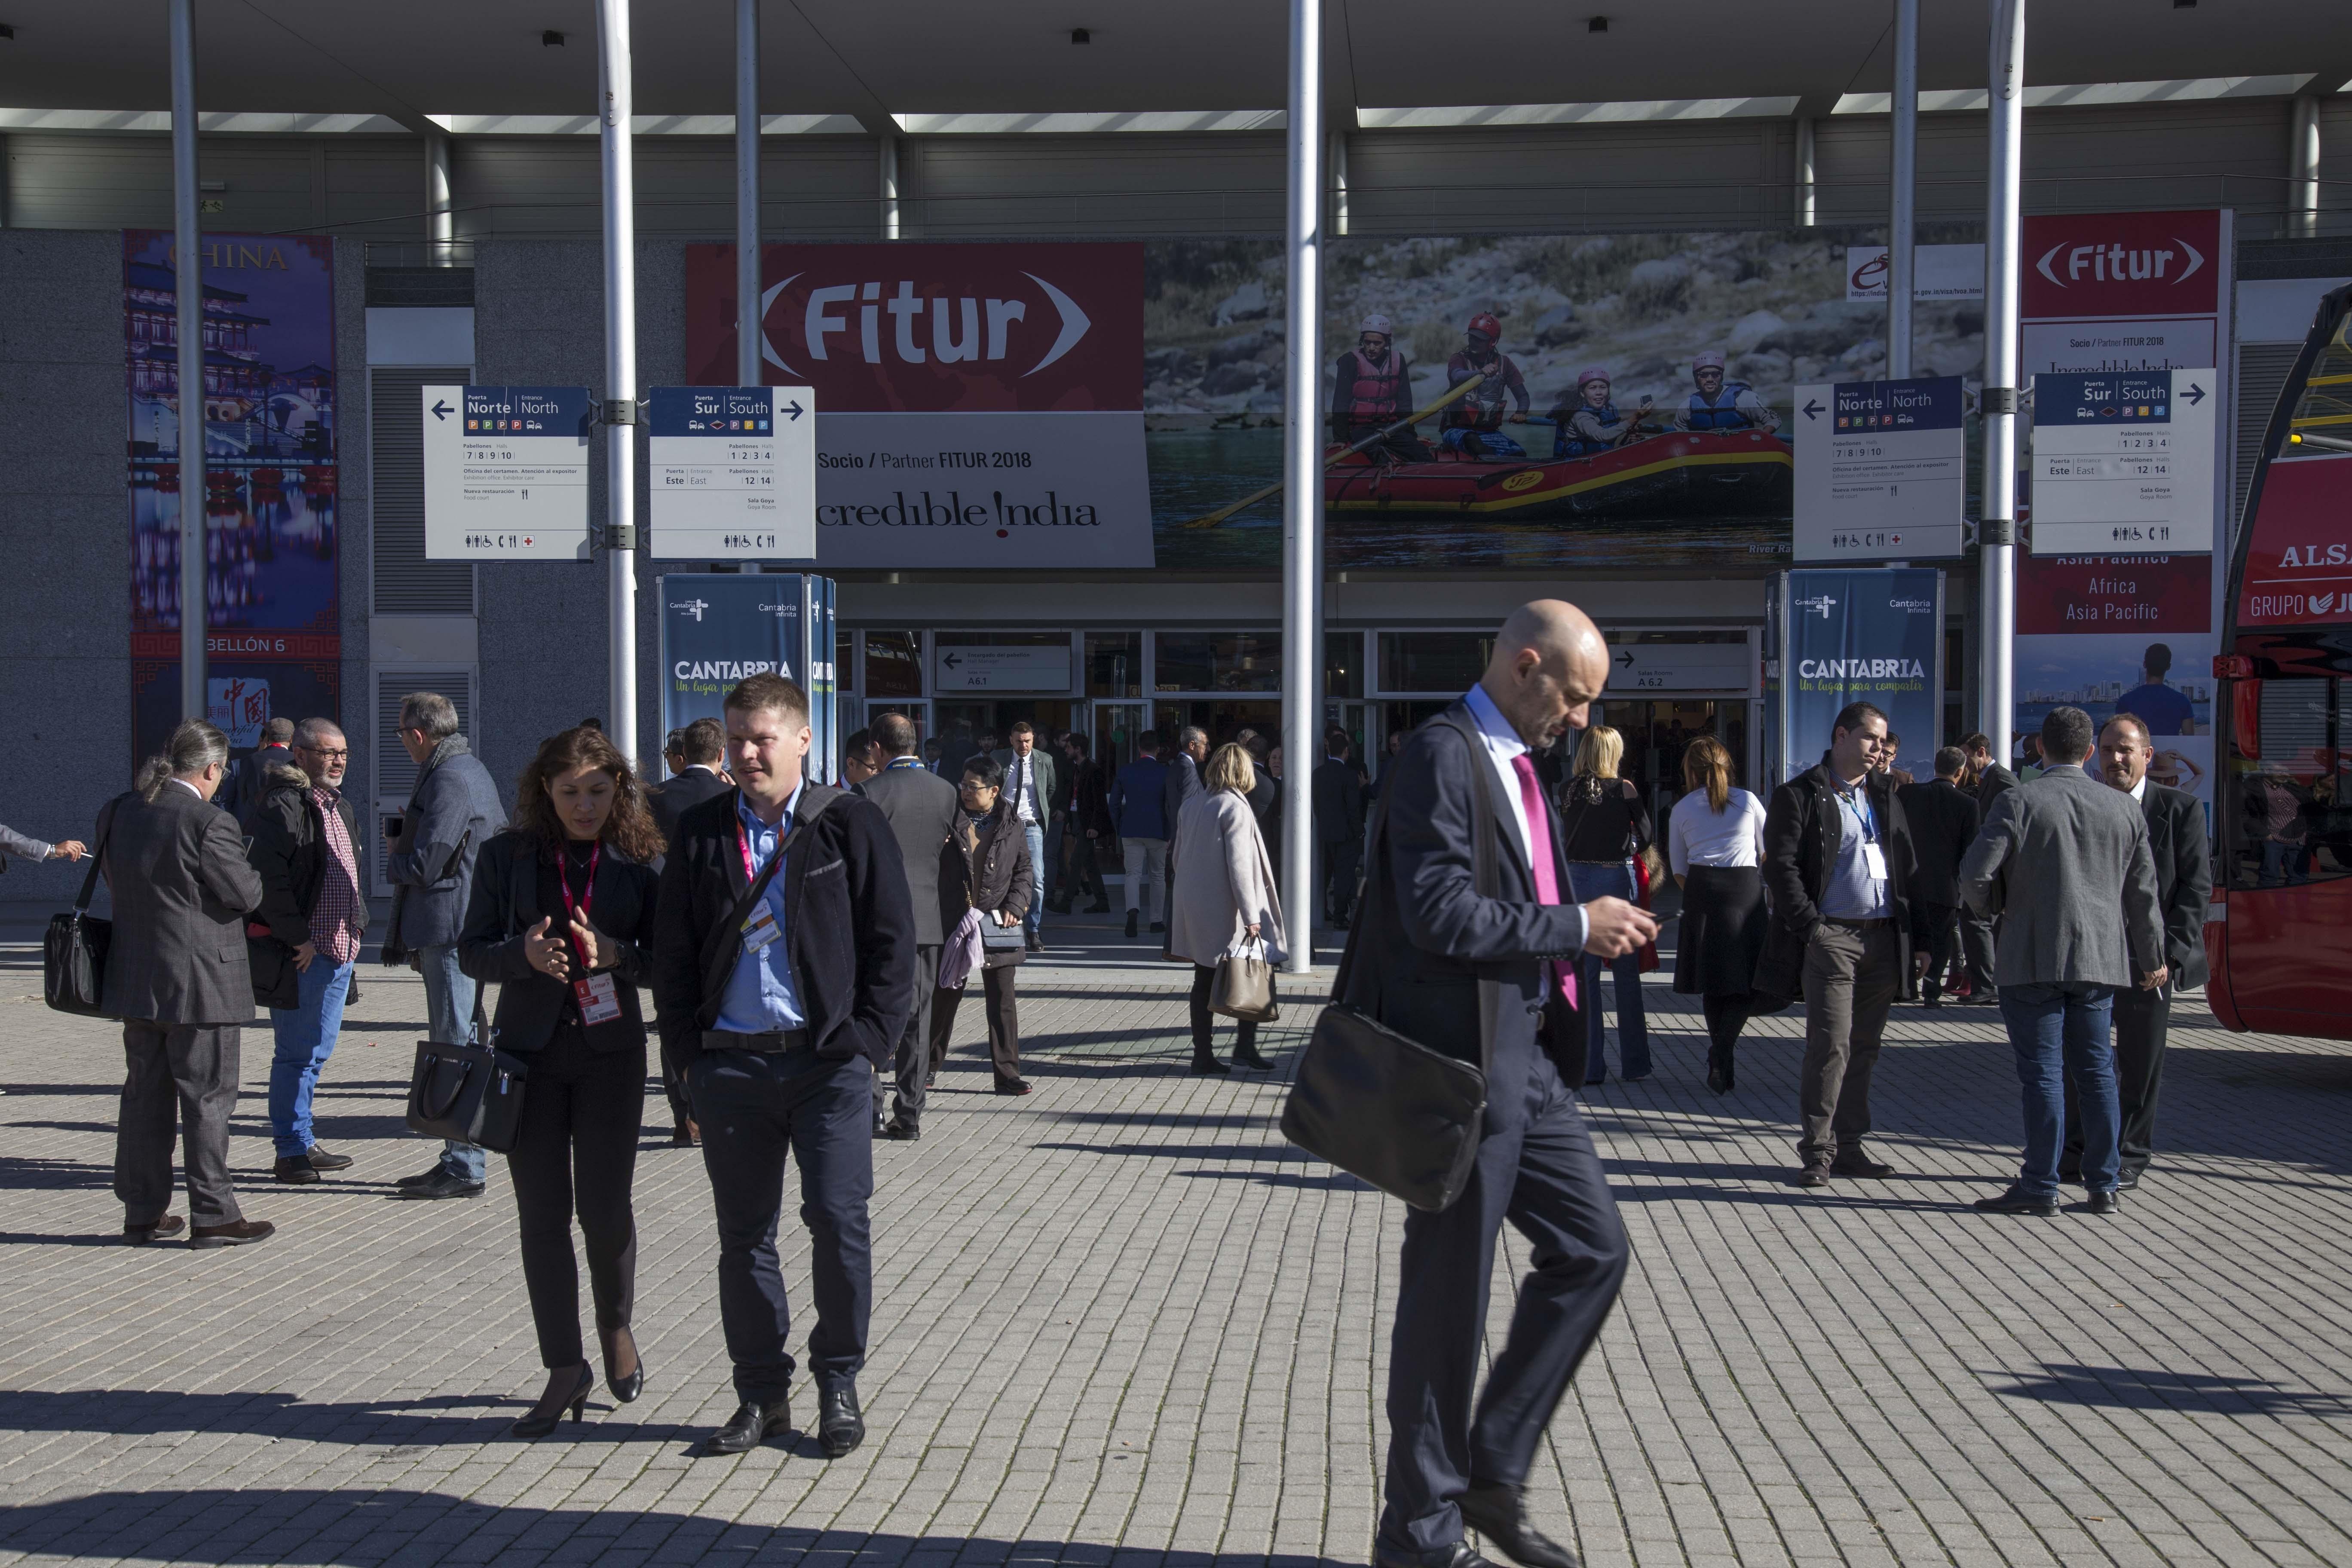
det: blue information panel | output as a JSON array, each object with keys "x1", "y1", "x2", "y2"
[
  {"x1": 656, "y1": 572, "x2": 837, "y2": 784},
  {"x1": 1792, "y1": 375, "x2": 1968, "y2": 562},
  {"x1": 1765, "y1": 567, "x2": 1945, "y2": 787}
]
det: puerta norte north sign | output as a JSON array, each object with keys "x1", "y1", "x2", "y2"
[
  {"x1": 1791, "y1": 375, "x2": 1966, "y2": 563},
  {"x1": 422, "y1": 386, "x2": 594, "y2": 560},
  {"x1": 647, "y1": 386, "x2": 818, "y2": 560},
  {"x1": 2028, "y1": 369, "x2": 2217, "y2": 555}
]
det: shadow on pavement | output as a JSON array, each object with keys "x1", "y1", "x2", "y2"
[{"x1": 1986, "y1": 1363, "x2": 2352, "y2": 1416}]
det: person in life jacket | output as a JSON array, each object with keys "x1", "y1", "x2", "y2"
[
  {"x1": 1329, "y1": 314, "x2": 1432, "y2": 461},
  {"x1": 1672, "y1": 350, "x2": 1780, "y2": 434},
  {"x1": 1547, "y1": 367, "x2": 1655, "y2": 458},
  {"x1": 1439, "y1": 312, "x2": 1531, "y2": 460}
]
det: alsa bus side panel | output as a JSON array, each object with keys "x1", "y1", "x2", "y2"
[
  {"x1": 2234, "y1": 454, "x2": 2352, "y2": 629},
  {"x1": 2215, "y1": 880, "x2": 2352, "y2": 1035}
]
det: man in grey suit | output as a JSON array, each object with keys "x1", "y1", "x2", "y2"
[
  {"x1": 860, "y1": 712, "x2": 961, "y2": 1140},
  {"x1": 990, "y1": 722, "x2": 1057, "y2": 952},
  {"x1": 100, "y1": 719, "x2": 274, "y2": 1248},
  {"x1": 1960, "y1": 707, "x2": 2165, "y2": 1217}
]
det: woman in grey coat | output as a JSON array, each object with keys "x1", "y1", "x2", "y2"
[{"x1": 1167, "y1": 743, "x2": 1287, "y2": 1074}]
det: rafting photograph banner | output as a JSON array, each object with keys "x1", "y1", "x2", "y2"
[
  {"x1": 1147, "y1": 230, "x2": 1987, "y2": 572},
  {"x1": 124, "y1": 230, "x2": 340, "y2": 764}
]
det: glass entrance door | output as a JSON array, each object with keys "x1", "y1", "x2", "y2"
[
  {"x1": 1603, "y1": 698, "x2": 1747, "y2": 831},
  {"x1": 1093, "y1": 703, "x2": 1145, "y2": 772}
]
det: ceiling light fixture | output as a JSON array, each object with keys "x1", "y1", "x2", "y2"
[
  {"x1": 1587, "y1": 16, "x2": 1609, "y2": 33},
  {"x1": 542, "y1": 29, "x2": 566, "y2": 46},
  {"x1": 1070, "y1": 27, "x2": 1091, "y2": 44}
]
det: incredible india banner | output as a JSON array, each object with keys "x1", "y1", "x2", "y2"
[
  {"x1": 125, "y1": 231, "x2": 340, "y2": 764},
  {"x1": 687, "y1": 232, "x2": 1993, "y2": 573}
]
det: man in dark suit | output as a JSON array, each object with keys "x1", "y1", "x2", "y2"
[
  {"x1": 1899, "y1": 746, "x2": 1982, "y2": 1008},
  {"x1": 858, "y1": 711, "x2": 962, "y2": 1141},
  {"x1": 1366, "y1": 601, "x2": 1655, "y2": 1568},
  {"x1": 650, "y1": 673, "x2": 915, "y2": 1458},
  {"x1": 217, "y1": 717, "x2": 296, "y2": 830},
  {"x1": 1313, "y1": 727, "x2": 1368, "y2": 928},
  {"x1": 2061, "y1": 713, "x2": 2212, "y2": 1190},
  {"x1": 1756, "y1": 700, "x2": 1916, "y2": 1188},
  {"x1": 100, "y1": 720, "x2": 274, "y2": 1248},
  {"x1": 649, "y1": 717, "x2": 732, "y2": 851},
  {"x1": 1953, "y1": 731, "x2": 2018, "y2": 1002}
]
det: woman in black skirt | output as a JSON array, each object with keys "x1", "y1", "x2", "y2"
[
  {"x1": 459, "y1": 724, "x2": 665, "y2": 1436},
  {"x1": 1666, "y1": 735, "x2": 1769, "y2": 1093}
]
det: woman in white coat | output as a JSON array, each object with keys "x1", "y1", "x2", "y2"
[{"x1": 1167, "y1": 742, "x2": 1287, "y2": 1074}]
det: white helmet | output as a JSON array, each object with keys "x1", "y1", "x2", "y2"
[{"x1": 1360, "y1": 314, "x2": 1393, "y2": 337}]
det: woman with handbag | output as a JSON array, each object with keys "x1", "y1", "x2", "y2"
[
  {"x1": 933, "y1": 756, "x2": 1036, "y2": 1096},
  {"x1": 1561, "y1": 723, "x2": 1655, "y2": 1083},
  {"x1": 458, "y1": 725, "x2": 664, "y2": 1438},
  {"x1": 1666, "y1": 735, "x2": 1768, "y2": 1094},
  {"x1": 1167, "y1": 742, "x2": 1286, "y2": 1075}
]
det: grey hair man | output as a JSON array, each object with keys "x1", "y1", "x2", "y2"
[{"x1": 382, "y1": 691, "x2": 509, "y2": 1199}]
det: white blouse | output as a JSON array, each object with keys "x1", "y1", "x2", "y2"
[{"x1": 1668, "y1": 787, "x2": 1767, "y2": 873}]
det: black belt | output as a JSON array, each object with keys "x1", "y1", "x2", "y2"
[
  {"x1": 703, "y1": 1027, "x2": 813, "y2": 1053},
  {"x1": 1822, "y1": 916, "x2": 1894, "y2": 930}
]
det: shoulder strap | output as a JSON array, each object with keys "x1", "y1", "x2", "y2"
[
  {"x1": 702, "y1": 790, "x2": 841, "y2": 1012},
  {"x1": 1332, "y1": 717, "x2": 1498, "y2": 1001},
  {"x1": 77, "y1": 794, "x2": 127, "y2": 915}
]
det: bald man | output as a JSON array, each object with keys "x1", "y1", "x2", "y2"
[{"x1": 1357, "y1": 600, "x2": 1654, "y2": 1568}]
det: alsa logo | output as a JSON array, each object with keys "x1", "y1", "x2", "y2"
[
  {"x1": 2278, "y1": 543, "x2": 2352, "y2": 569},
  {"x1": 2034, "y1": 237, "x2": 2204, "y2": 291},
  {"x1": 763, "y1": 275, "x2": 1091, "y2": 377},
  {"x1": 1798, "y1": 657, "x2": 1928, "y2": 679}
]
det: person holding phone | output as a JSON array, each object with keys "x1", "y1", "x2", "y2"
[
  {"x1": 458, "y1": 725, "x2": 664, "y2": 1437},
  {"x1": 928, "y1": 756, "x2": 1036, "y2": 1102}
]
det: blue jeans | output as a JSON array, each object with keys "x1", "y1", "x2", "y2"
[
  {"x1": 1021, "y1": 821, "x2": 1046, "y2": 935},
  {"x1": 268, "y1": 955, "x2": 353, "y2": 1158},
  {"x1": 2000, "y1": 981, "x2": 2120, "y2": 1197},
  {"x1": 419, "y1": 942, "x2": 487, "y2": 1182},
  {"x1": 1568, "y1": 861, "x2": 1649, "y2": 1080}
]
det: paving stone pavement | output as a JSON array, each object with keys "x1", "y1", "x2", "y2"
[{"x1": 2, "y1": 943, "x2": 2350, "y2": 1568}]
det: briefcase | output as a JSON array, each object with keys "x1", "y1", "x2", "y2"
[
  {"x1": 1211, "y1": 937, "x2": 1280, "y2": 1022},
  {"x1": 404, "y1": 1038, "x2": 530, "y2": 1154},
  {"x1": 43, "y1": 813, "x2": 115, "y2": 1018}
]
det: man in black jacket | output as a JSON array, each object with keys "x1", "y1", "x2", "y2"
[
  {"x1": 1365, "y1": 601, "x2": 1654, "y2": 1568},
  {"x1": 1953, "y1": 731, "x2": 2018, "y2": 1001},
  {"x1": 2062, "y1": 713, "x2": 2213, "y2": 1189},
  {"x1": 651, "y1": 673, "x2": 915, "y2": 1461},
  {"x1": 247, "y1": 718, "x2": 367, "y2": 1187},
  {"x1": 1757, "y1": 701, "x2": 1915, "y2": 1188},
  {"x1": 219, "y1": 717, "x2": 296, "y2": 830},
  {"x1": 1314, "y1": 728, "x2": 1368, "y2": 928},
  {"x1": 1898, "y1": 747, "x2": 1981, "y2": 1008},
  {"x1": 859, "y1": 712, "x2": 962, "y2": 1140},
  {"x1": 648, "y1": 717, "x2": 732, "y2": 851}
]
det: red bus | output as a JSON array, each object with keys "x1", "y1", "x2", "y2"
[{"x1": 2208, "y1": 282, "x2": 2352, "y2": 1037}]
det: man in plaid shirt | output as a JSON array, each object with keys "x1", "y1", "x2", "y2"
[{"x1": 248, "y1": 717, "x2": 369, "y2": 1184}]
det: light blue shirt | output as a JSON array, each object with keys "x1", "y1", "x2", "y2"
[
  {"x1": 1462, "y1": 684, "x2": 1588, "y2": 950},
  {"x1": 714, "y1": 784, "x2": 807, "y2": 1034},
  {"x1": 1818, "y1": 774, "x2": 1890, "y2": 920}
]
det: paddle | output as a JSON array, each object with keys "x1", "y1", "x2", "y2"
[{"x1": 1180, "y1": 373, "x2": 1487, "y2": 530}]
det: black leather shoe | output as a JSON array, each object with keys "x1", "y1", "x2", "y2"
[
  {"x1": 1461, "y1": 1479, "x2": 1581, "y2": 1568},
  {"x1": 123, "y1": 1214, "x2": 185, "y2": 1245},
  {"x1": 1126, "y1": 910, "x2": 1139, "y2": 938},
  {"x1": 1149, "y1": 921, "x2": 1165, "y2": 934},
  {"x1": 1372, "y1": 1543, "x2": 1502, "y2": 1568},
  {"x1": 2117, "y1": 1167, "x2": 2142, "y2": 1190},
  {"x1": 994, "y1": 1078, "x2": 1032, "y2": 1096},
  {"x1": 818, "y1": 1384, "x2": 865, "y2": 1457},
  {"x1": 2075, "y1": 1188, "x2": 2122, "y2": 1215},
  {"x1": 1024, "y1": 932, "x2": 1042, "y2": 952},
  {"x1": 190, "y1": 1218, "x2": 276, "y2": 1248},
  {"x1": 600, "y1": 1327, "x2": 644, "y2": 1403},
  {"x1": 511, "y1": 1363, "x2": 594, "y2": 1439},
  {"x1": 882, "y1": 1120, "x2": 920, "y2": 1141},
  {"x1": 395, "y1": 1165, "x2": 447, "y2": 1189},
  {"x1": 1793, "y1": 1164, "x2": 1830, "y2": 1188},
  {"x1": 398, "y1": 1170, "x2": 485, "y2": 1201},
  {"x1": 1231, "y1": 1044, "x2": 1274, "y2": 1071},
  {"x1": 273, "y1": 1156, "x2": 321, "y2": 1185},
  {"x1": 1973, "y1": 1187, "x2": 2057, "y2": 1215},
  {"x1": 1829, "y1": 1151, "x2": 1897, "y2": 1178},
  {"x1": 303, "y1": 1144, "x2": 354, "y2": 1171},
  {"x1": 1190, "y1": 1053, "x2": 1231, "y2": 1075},
  {"x1": 704, "y1": 1397, "x2": 790, "y2": 1455}
]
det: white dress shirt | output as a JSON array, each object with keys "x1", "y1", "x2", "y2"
[
  {"x1": 1008, "y1": 751, "x2": 1039, "y2": 824},
  {"x1": 1462, "y1": 683, "x2": 1588, "y2": 949},
  {"x1": 169, "y1": 778, "x2": 205, "y2": 801},
  {"x1": 1668, "y1": 787, "x2": 1768, "y2": 873}
]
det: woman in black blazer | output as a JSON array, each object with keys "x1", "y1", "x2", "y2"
[{"x1": 459, "y1": 724, "x2": 665, "y2": 1438}]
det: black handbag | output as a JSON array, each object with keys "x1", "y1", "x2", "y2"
[
  {"x1": 44, "y1": 804, "x2": 118, "y2": 1018},
  {"x1": 1280, "y1": 718, "x2": 1498, "y2": 1212},
  {"x1": 404, "y1": 995, "x2": 529, "y2": 1152}
]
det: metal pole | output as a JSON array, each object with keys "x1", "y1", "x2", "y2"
[
  {"x1": 1888, "y1": 0, "x2": 1918, "y2": 378},
  {"x1": 1280, "y1": 0, "x2": 1323, "y2": 974},
  {"x1": 1329, "y1": 127, "x2": 1349, "y2": 238},
  {"x1": 1793, "y1": 116, "x2": 1817, "y2": 228},
  {"x1": 1979, "y1": 0, "x2": 2024, "y2": 770},
  {"x1": 597, "y1": 0, "x2": 639, "y2": 763},
  {"x1": 735, "y1": 0, "x2": 761, "y2": 385},
  {"x1": 879, "y1": 135, "x2": 900, "y2": 240},
  {"x1": 171, "y1": 0, "x2": 206, "y2": 722},
  {"x1": 2290, "y1": 93, "x2": 2321, "y2": 241},
  {"x1": 425, "y1": 131, "x2": 453, "y2": 266}
]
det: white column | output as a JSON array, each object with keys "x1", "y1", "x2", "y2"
[
  {"x1": 597, "y1": 0, "x2": 640, "y2": 761},
  {"x1": 879, "y1": 135, "x2": 900, "y2": 240},
  {"x1": 171, "y1": 0, "x2": 206, "y2": 720},
  {"x1": 426, "y1": 131, "x2": 454, "y2": 266},
  {"x1": 1329, "y1": 127, "x2": 1349, "y2": 237},
  {"x1": 1887, "y1": 0, "x2": 1918, "y2": 378},
  {"x1": 735, "y1": 0, "x2": 762, "y2": 386},
  {"x1": 2290, "y1": 93, "x2": 2322, "y2": 242},
  {"x1": 1280, "y1": 0, "x2": 1323, "y2": 973},
  {"x1": 1794, "y1": 116, "x2": 1817, "y2": 228},
  {"x1": 1979, "y1": 0, "x2": 2025, "y2": 768}
]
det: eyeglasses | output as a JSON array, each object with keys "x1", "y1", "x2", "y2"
[{"x1": 300, "y1": 748, "x2": 350, "y2": 761}]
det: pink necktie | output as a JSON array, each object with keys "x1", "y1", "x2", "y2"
[{"x1": 1510, "y1": 753, "x2": 1578, "y2": 1008}]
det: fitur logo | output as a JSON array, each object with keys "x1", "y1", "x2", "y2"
[
  {"x1": 759, "y1": 275, "x2": 1093, "y2": 376},
  {"x1": 2034, "y1": 237, "x2": 2205, "y2": 289}
]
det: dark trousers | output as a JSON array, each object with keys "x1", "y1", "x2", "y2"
[
  {"x1": 881, "y1": 944, "x2": 941, "y2": 1127},
  {"x1": 1057, "y1": 832, "x2": 1106, "y2": 905},
  {"x1": 1959, "y1": 910, "x2": 1998, "y2": 993},
  {"x1": 1916, "y1": 901, "x2": 1962, "y2": 1000},
  {"x1": 506, "y1": 1035, "x2": 644, "y2": 1369},
  {"x1": 1380, "y1": 1033, "x2": 1629, "y2": 1553},
  {"x1": 1798, "y1": 922, "x2": 1899, "y2": 1162},
  {"x1": 692, "y1": 1046, "x2": 873, "y2": 1402},
  {"x1": 1320, "y1": 836, "x2": 1361, "y2": 922},
  {"x1": 1701, "y1": 994, "x2": 1751, "y2": 1062},
  {"x1": 116, "y1": 1021, "x2": 243, "y2": 1226},
  {"x1": 658, "y1": 1027, "x2": 696, "y2": 1132},
  {"x1": 934, "y1": 966, "x2": 1022, "y2": 1087},
  {"x1": 1189, "y1": 963, "x2": 1261, "y2": 1057},
  {"x1": 2063, "y1": 984, "x2": 2170, "y2": 1177}
]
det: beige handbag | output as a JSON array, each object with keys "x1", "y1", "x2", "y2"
[{"x1": 1211, "y1": 936, "x2": 1280, "y2": 1023}]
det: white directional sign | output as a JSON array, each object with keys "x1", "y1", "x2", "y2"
[
  {"x1": 647, "y1": 386, "x2": 818, "y2": 560},
  {"x1": 1603, "y1": 638, "x2": 1757, "y2": 696},
  {"x1": 933, "y1": 643, "x2": 1073, "y2": 692},
  {"x1": 1792, "y1": 375, "x2": 1968, "y2": 562},
  {"x1": 422, "y1": 385, "x2": 593, "y2": 560},
  {"x1": 2028, "y1": 368, "x2": 2217, "y2": 554}
]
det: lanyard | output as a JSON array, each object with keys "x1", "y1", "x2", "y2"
[
  {"x1": 557, "y1": 840, "x2": 600, "y2": 959},
  {"x1": 736, "y1": 808, "x2": 799, "y2": 886},
  {"x1": 1836, "y1": 782, "x2": 1879, "y2": 847}
]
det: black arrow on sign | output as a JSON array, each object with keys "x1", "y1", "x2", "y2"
[
  {"x1": 2183, "y1": 382, "x2": 2206, "y2": 405},
  {"x1": 1802, "y1": 398, "x2": 1824, "y2": 420},
  {"x1": 784, "y1": 401, "x2": 805, "y2": 421},
  {"x1": 942, "y1": 652, "x2": 963, "y2": 669},
  {"x1": 1615, "y1": 650, "x2": 1635, "y2": 668},
  {"x1": 430, "y1": 399, "x2": 454, "y2": 421}
]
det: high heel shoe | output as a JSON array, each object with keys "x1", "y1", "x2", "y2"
[
  {"x1": 600, "y1": 1326, "x2": 644, "y2": 1404},
  {"x1": 511, "y1": 1363, "x2": 594, "y2": 1438},
  {"x1": 1231, "y1": 1042, "x2": 1273, "y2": 1071}
]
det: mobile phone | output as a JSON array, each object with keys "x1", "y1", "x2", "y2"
[{"x1": 384, "y1": 816, "x2": 404, "y2": 837}]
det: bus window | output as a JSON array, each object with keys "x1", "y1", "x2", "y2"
[
  {"x1": 2227, "y1": 677, "x2": 2351, "y2": 890},
  {"x1": 2283, "y1": 311, "x2": 2352, "y2": 453}
]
